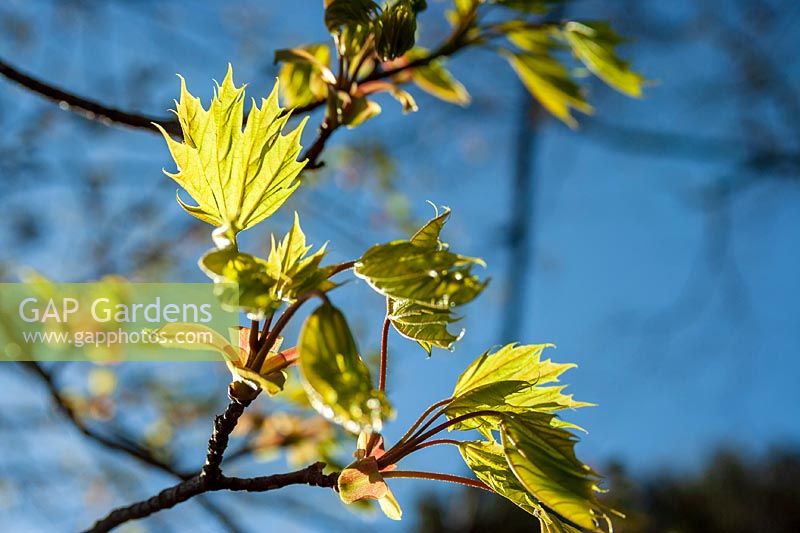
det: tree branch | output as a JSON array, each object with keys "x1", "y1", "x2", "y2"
[
  {"x1": 0, "y1": 25, "x2": 475, "y2": 140},
  {"x1": 20, "y1": 362, "x2": 244, "y2": 532},
  {"x1": 84, "y1": 462, "x2": 339, "y2": 532},
  {"x1": 0, "y1": 58, "x2": 181, "y2": 136}
]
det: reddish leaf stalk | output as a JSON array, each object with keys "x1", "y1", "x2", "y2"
[
  {"x1": 381, "y1": 470, "x2": 491, "y2": 492},
  {"x1": 378, "y1": 316, "x2": 391, "y2": 391}
]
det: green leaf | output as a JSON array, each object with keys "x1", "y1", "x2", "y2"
[
  {"x1": 156, "y1": 66, "x2": 307, "y2": 238},
  {"x1": 154, "y1": 324, "x2": 289, "y2": 395},
  {"x1": 199, "y1": 247, "x2": 279, "y2": 315},
  {"x1": 199, "y1": 214, "x2": 333, "y2": 315},
  {"x1": 501, "y1": 413, "x2": 612, "y2": 532},
  {"x1": 445, "y1": 379, "x2": 592, "y2": 438},
  {"x1": 265, "y1": 213, "x2": 334, "y2": 300},
  {"x1": 325, "y1": 0, "x2": 381, "y2": 31},
  {"x1": 338, "y1": 457, "x2": 403, "y2": 520},
  {"x1": 376, "y1": 0, "x2": 417, "y2": 61},
  {"x1": 409, "y1": 207, "x2": 450, "y2": 248},
  {"x1": 355, "y1": 213, "x2": 486, "y2": 310},
  {"x1": 276, "y1": 44, "x2": 335, "y2": 108},
  {"x1": 407, "y1": 49, "x2": 471, "y2": 106},
  {"x1": 502, "y1": 46, "x2": 592, "y2": 127},
  {"x1": 337, "y1": 91, "x2": 383, "y2": 128},
  {"x1": 563, "y1": 21, "x2": 645, "y2": 98},
  {"x1": 388, "y1": 299, "x2": 461, "y2": 354},
  {"x1": 355, "y1": 209, "x2": 486, "y2": 353},
  {"x1": 298, "y1": 303, "x2": 390, "y2": 433},
  {"x1": 453, "y1": 343, "x2": 570, "y2": 397},
  {"x1": 459, "y1": 440, "x2": 582, "y2": 533}
]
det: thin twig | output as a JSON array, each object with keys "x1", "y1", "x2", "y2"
[
  {"x1": 378, "y1": 315, "x2": 391, "y2": 391},
  {"x1": 381, "y1": 470, "x2": 491, "y2": 492},
  {"x1": 395, "y1": 397, "x2": 453, "y2": 446}
]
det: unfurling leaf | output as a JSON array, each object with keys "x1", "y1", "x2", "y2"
[
  {"x1": 445, "y1": 343, "x2": 612, "y2": 530},
  {"x1": 325, "y1": 0, "x2": 380, "y2": 32},
  {"x1": 337, "y1": 91, "x2": 383, "y2": 128},
  {"x1": 276, "y1": 44, "x2": 335, "y2": 108},
  {"x1": 459, "y1": 440, "x2": 581, "y2": 533},
  {"x1": 357, "y1": 81, "x2": 419, "y2": 114},
  {"x1": 199, "y1": 214, "x2": 333, "y2": 316},
  {"x1": 355, "y1": 208, "x2": 486, "y2": 353},
  {"x1": 501, "y1": 413, "x2": 614, "y2": 532},
  {"x1": 298, "y1": 303, "x2": 390, "y2": 433},
  {"x1": 406, "y1": 49, "x2": 471, "y2": 106},
  {"x1": 155, "y1": 324, "x2": 291, "y2": 395},
  {"x1": 338, "y1": 457, "x2": 403, "y2": 520},
  {"x1": 156, "y1": 66, "x2": 307, "y2": 241},
  {"x1": 355, "y1": 209, "x2": 486, "y2": 309},
  {"x1": 563, "y1": 21, "x2": 645, "y2": 98},
  {"x1": 376, "y1": 1, "x2": 417, "y2": 61}
]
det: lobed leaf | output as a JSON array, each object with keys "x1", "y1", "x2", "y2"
[
  {"x1": 459, "y1": 440, "x2": 582, "y2": 533},
  {"x1": 453, "y1": 343, "x2": 569, "y2": 397},
  {"x1": 157, "y1": 66, "x2": 307, "y2": 238},
  {"x1": 199, "y1": 214, "x2": 333, "y2": 316},
  {"x1": 276, "y1": 44, "x2": 335, "y2": 108},
  {"x1": 501, "y1": 413, "x2": 613, "y2": 532},
  {"x1": 354, "y1": 209, "x2": 486, "y2": 353}
]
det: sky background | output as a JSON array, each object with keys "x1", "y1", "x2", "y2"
[{"x1": 1, "y1": 0, "x2": 799, "y2": 531}]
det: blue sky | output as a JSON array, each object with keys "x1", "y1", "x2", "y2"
[{"x1": 1, "y1": 0, "x2": 799, "y2": 531}]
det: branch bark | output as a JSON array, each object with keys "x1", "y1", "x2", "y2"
[
  {"x1": 84, "y1": 462, "x2": 338, "y2": 532},
  {"x1": 21, "y1": 362, "x2": 244, "y2": 532}
]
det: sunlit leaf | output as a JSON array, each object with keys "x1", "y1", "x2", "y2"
[
  {"x1": 501, "y1": 413, "x2": 612, "y2": 532},
  {"x1": 376, "y1": 0, "x2": 417, "y2": 61},
  {"x1": 298, "y1": 303, "x2": 390, "y2": 433},
  {"x1": 325, "y1": 0, "x2": 381, "y2": 31},
  {"x1": 459, "y1": 440, "x2": 581, "y2": 533},
  {"x1": 355, "y1": 209, "x2": 485, "y2": 353},
  {"x1": 446, "y1": 379, "x2": 592, "y2": 438},
  {"x1": 199, "y1": 214, "x2": 333, "y2": 315},
  {"x1": 355, "y1": 212, "x2": 486, "y2": 310},
  {"x1": 563, "y1": 21, "x2": 645, "y2": 97},
  {"x1": 156, "y1": 66, "x2": 307, "y2": 238},
  {"x1": 502, "y1": 44, "x2": 592, "y2": 127},
  {"x1": 406, "y1": 49, "x2": 471, "y2": 106},
  {"x1": 276, "y1": 44, "x2": 335, "y2": 108},
  {"x1": 338, "y1": 457, "x2": 403, "y2": 520},
  {"x1": 453, "y1": 343, "x2": 570, "y2": 396},
  {"x1": 388, "y1": 299, "x2": 461, "y2": 354}
]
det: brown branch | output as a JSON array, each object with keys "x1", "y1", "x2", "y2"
[
  {"x1": 201, "y1": 394, "x2": 251, "y2": 480},
  {"x1": 20, "y1": 362, "x2": 244, "y2": 532},
  {"x1": 0, "y1": 21, "x2": 476, "y2": 140},
  {"x1": 0, "y1": 58, "x2": 181, "y2": 136},
  {"x1": 84, "y1": 462, "x2": 339, "y2": 533}
]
